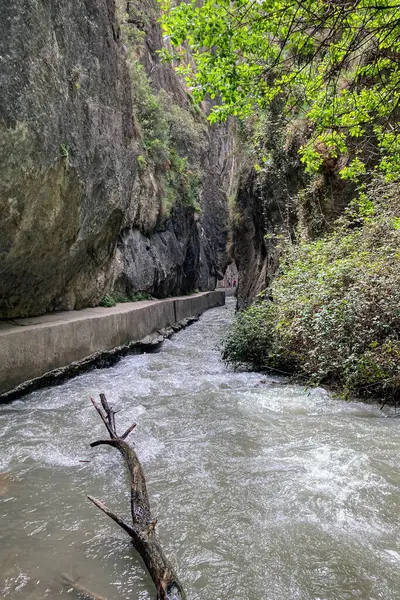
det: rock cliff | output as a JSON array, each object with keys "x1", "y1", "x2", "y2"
[
  {"x1": 0, "y1": 0, "x2": 231, "y2": 318},
  {"x1": 232, "y1": 114, "x2": 357, "y2": 309}
]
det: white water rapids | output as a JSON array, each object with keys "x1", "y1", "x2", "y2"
[{"x1": 0, "y1": 298, "x2": 399, "y2": 599}]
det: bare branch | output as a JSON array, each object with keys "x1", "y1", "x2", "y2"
[
  {"x1": 89, "y1": 396, "x2": 114, "y2": 439},
  {"x1": 121, "y1": 422, "x2": 137, "y2": 440},
  {"x1": 87, "y1": 495, "x2": 137, "y2": 537}
]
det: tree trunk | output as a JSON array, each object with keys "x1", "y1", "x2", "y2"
[{"x1": 88, "y1": 393, "x2": 186, "y2": 600}]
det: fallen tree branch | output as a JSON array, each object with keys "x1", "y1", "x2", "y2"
[
  {"x1": 87, "y1": 495, "x2": 136, "y2": 537},
  {"x1": 88, "y1": 395, "x2": 186, "y2": 600}
]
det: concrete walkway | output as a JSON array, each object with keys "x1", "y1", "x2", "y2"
[{"x1": 0, "y1": 291, "x2": 225, "y2": 397}]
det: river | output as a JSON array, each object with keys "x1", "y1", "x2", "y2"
[{"x1": 1, "y1": 298, "x2": 399, "y2": 600}]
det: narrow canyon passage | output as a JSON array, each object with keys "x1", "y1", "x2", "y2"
[{"x1": 1, "y1": 300, "x2": 399, "y2": 600}]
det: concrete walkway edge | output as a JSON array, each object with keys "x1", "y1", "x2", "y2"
[{"x1": 0, "y1": 291, "x2": 225, "y2": 398}]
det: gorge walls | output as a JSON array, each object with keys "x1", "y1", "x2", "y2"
[
  {"x1": 232, "y1": 115, "x2": 357, "y2": 309},
  {"x1": 0, "y1": 0, "x2": 232, "y2": 318}
]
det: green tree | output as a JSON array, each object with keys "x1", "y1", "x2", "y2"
[{"x1": 161, "y1": 0, "x2": 400, "y2": 180}]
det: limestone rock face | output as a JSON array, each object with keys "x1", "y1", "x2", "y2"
[
  {"x1": 0, "y1": 0, "x2": 136, "y2": 317},
  {"x1": 115, "y1": 210, "x2": 200, "y2": 297},
  {"x1": 231, "y1": 113, "x2": 303, "y2": 310},
  {"x1": 232, "y1": 117, "x2": 356, "y2": 310},
  {"x1": 0, "y1": 0, "x2": 230, "y2": 318}
]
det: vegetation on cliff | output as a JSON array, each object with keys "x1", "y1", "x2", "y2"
[
  {"x1": 121, "y1": 1, "x2": 207, "y2": 218},
  {"x1": 222, "y1": 180, "x2": 400, "y2": 398}
]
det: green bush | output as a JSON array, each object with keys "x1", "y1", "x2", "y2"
[
  {"x1": 101, "y1": 292, "x2": 155, "y2": 306},
  {"x1": 164, "y1": 150, "x2": 201, "y2": 213},
  {"x1": 130, "y1": 292, "x2": 154, "y2": 302},
  {"x1": 129, "y1": 59, "x2": 169, "y2": 169},
  {"x1": 222, "y1": 180, "x2": 400, "y2": 399},
  {"x1": 99, "y1": 295, "x2": 116, "y2": 308},
  {"x1": 111, "y1": 292, "x2": 131, "y2": 303}
]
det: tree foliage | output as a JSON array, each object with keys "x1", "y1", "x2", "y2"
[{"x1": 161, "y1": 0, "x2": 400, "y2": 180}]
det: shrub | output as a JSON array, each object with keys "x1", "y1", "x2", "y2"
[
  {"x1": 101, "y1": 292, "x2": 155, "y2": 306},
  {"x1": 222, "y1": 179, "x2": 400, "y2": 399},
  {"x1": 99, "y1": 295, "x2": 116, "y2": 308},
  {"x1": 111, "y1": 292, "x2": 131, "y2": 303},
  {"x1": 164, "y1": 150, "x2": 201, "y2": 213},
  {"x1": 126, "y1": 60, "x2": 204, "y2": 216},
  {"x1": 130, "y1": 292, "x2": 154, "y2": 301}
]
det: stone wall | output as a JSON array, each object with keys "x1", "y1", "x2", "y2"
[{"x1": 0, "y1": 291, "x2": 225, "y2": 397}]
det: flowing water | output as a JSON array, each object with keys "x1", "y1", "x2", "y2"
[{"x1": 1, "y1": 299, "x2": 399, "y2": 600}]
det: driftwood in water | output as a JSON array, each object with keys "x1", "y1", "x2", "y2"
[{"x1": 88, "y1": 394, "x2": 186, "y2": 600}]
